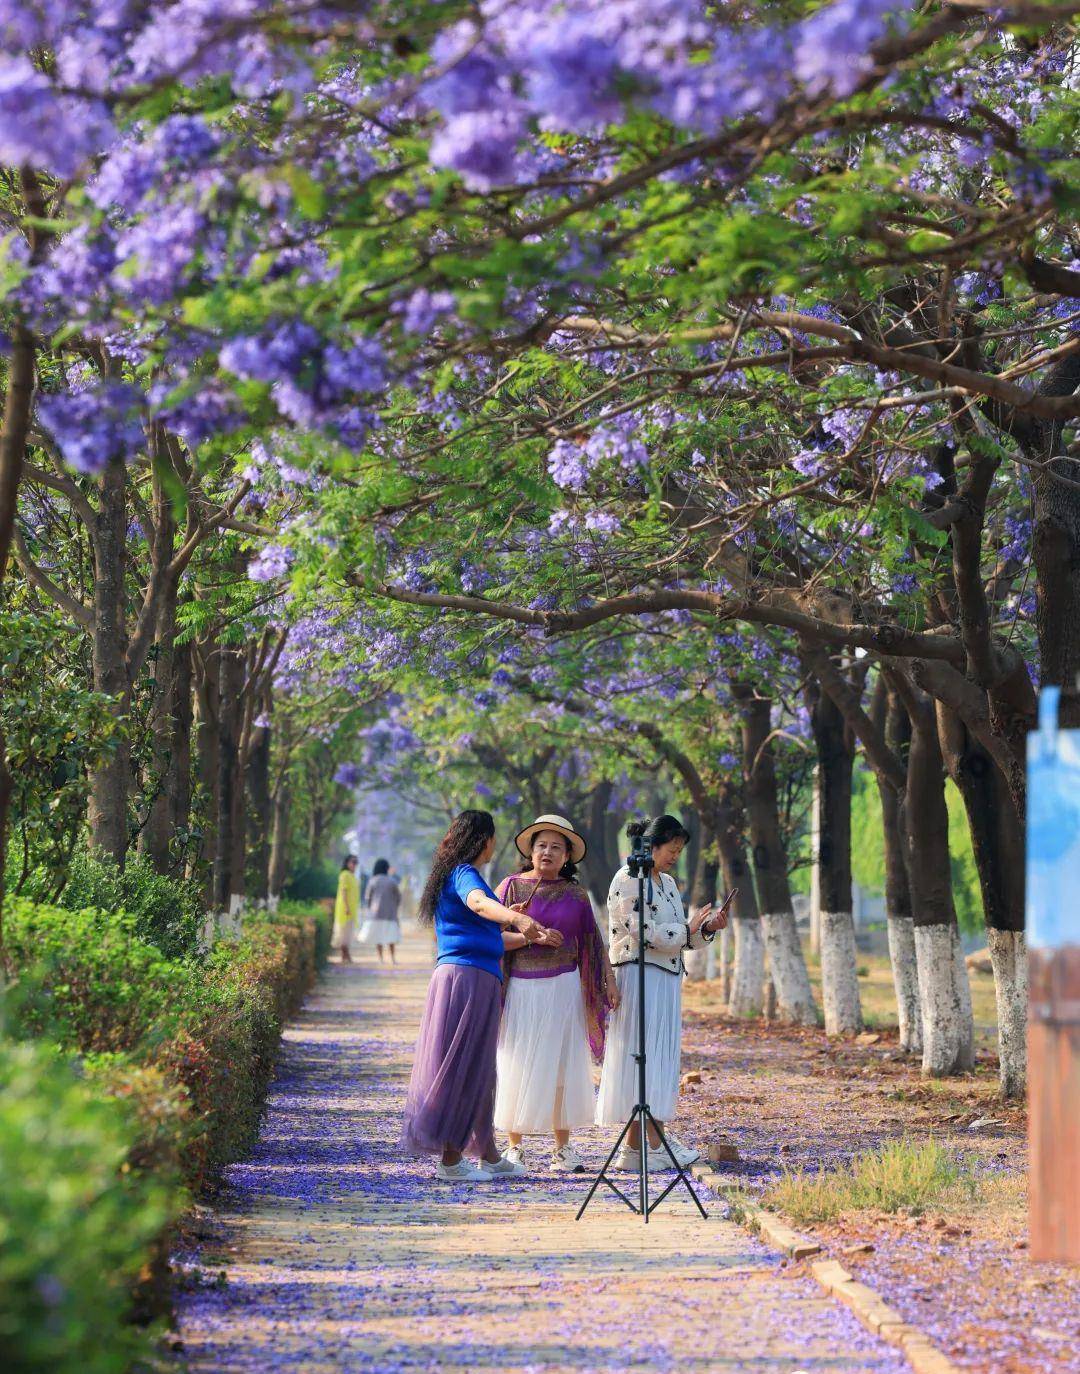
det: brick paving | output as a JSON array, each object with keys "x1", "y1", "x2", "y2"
[{"x1": 176, "y1": 929, "x2": 913, "y2": 1373}]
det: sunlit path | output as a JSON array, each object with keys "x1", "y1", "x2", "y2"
[{"x1": 176, "y1": 927, "x2": 913, "y2": 1373}]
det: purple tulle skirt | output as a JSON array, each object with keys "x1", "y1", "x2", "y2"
[{"x1": 400, "y1": 962, "x2": 501, "y2": 1158}]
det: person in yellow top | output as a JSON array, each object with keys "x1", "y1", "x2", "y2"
[{"x1": 332, "y1": 855, "x2": 361, "y2": 962}]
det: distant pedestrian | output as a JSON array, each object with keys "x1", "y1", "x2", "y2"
[
  {"x1": 359, "y1": 858, "x2": 402, "y2": 964},
  {"x1": 332, "y1": 855, "x2": 360, "y2": 962}
]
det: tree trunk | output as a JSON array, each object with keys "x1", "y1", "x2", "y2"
[
  {"x1": 874, "y1": 687, "x2": 922, "y2": 1055},
  {"x1": 269, "y1": 780, "x2": 291, "y2": 898},
  {"x1": 1028, "y1": 356, "x2": 1080, "y2": 727},
  {"x1": 168, "y1": 640, "x2": 193, "y2": 862},
  {"x1": 900, "y1": 690, "x2": 974, "y2": 1076},
  {"x1": 581, "y1": 780, "x2": 617, "y2": 907},
  {"x1": 809, "y1": 680, "x2": 862, "y2": 1035},
  {"x1": 936, "y1": 704, "x2": 1026, "y2": 1095},
  {"x1": 193, "y1": 641, "x2": 219, "y2": 898},
  {"x1": 716, "y1": 785, "x2": 764, "y2": 1016},
  {"x1": 718, "y1": 921, "x2": 733, "y2": 1003},
  {"x1": 684, "y1": 816, "x2": 718, "y2": 981},
  {"x1": 733, "y1": 684, "x2": 817, "y2": 1025},
  {"x1": 307, "y1": 791, "x2": 326, "y2": 871},
  {"x1": 88, "y1": 459, "x2": 131, "y2": 864},
  {"x1": 212, "y1": 648, "x2": 243, "y2": 912},
  {"x1": 247, "y1": 717, "x2": 271, "y2": 904},
  {"x1": 138, "y1": 596, "x2": 178, "y2": 873}
]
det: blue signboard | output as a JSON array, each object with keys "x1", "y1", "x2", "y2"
[{"x1": 1026, "y1": 685, "x2": 1080, "y2": 950}]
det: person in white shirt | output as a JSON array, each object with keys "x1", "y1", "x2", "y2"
[{"x1": 596, "y1": 815, "x2": 732, "y2": 1172}]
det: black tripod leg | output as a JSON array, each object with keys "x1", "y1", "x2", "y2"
[
  {"x1": 575, "y1": 1112, "x2": 637, "y2": 1220},
  {"x1": 640, "y1": 1104, "x2": 650, "y2": 1224}
]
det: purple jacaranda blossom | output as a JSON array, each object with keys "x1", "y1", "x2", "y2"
[
  {"x1": 793, "y1": 0, "x2": 914, "y2": 99},
  {"x1": 248, "y1": 543, "x2": 294, "y2": 583},
  {"x1": 114, "y1": 204, "x2": 204, "y2": 305},
  {"x1": 429, "y1": 106, "x2": 526, "y2": 190},
  {"x1": 0, "y1": 54, "x2": 113, "y2": 179},
  {"x1": 37, "y1": 382, "x2": 145, "y2": 474},
  {"x1": 334, "y1": 762, "x2": 363, "y2": 788},
  {"x1": 395, "y1": 287, "x2": 457, "y2": 335},
  {"x1": 584, "y1": 511, "x2": 620, "y2": 535}
]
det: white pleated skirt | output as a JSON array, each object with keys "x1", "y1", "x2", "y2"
[
  {"x1": 494, "y1": 970, "x2": 595, "y2": 1134},
  {"x1": 595, "y1": 963, "x2": 682, "y2": 1125},
  {"x1": 357, "y1": 918, "x2": 401, "y2": 945}
]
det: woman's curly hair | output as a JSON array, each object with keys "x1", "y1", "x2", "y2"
[{"x1": 418, "y1": 810, "x2": 496, "y2": 924}]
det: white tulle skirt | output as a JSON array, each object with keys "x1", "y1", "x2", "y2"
[
  {"x1": 494, "y1": 970, "x2": 595, "y2": 1134},
  {"x1": 357, "y1": 918, "x2": 401, "y2": 946},
  {"x1": 595, "y1": 963, "x2": 682, "y2": 1125}
]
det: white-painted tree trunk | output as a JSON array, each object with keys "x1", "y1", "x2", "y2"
[
  {"x1": 719, "y1": 921, "x2": 733, "y2": 1002},
  {"x1": 761, "y1": 911, "x2": 817, "y2": 1025},
  {"x1": 819, "y1": 910, "x2": 862, "y2": 1035},
  {"x1": 953, "y1": 933, "x2": 975, "y2": 1072},
  {"x1": 684, "y1": 946, "x2": 708, "y2": 981},
  {"x1": 809, "y1": 767, "x2": 822, "y2": 954},
  {"x1": 728, "y1": 916, "x2": 765, "y2": 1017},
  {"x1": 886, "y1": 915, "x2": 922, "y2": 1055},
  {"x1": 987, "y1": 929, "x2": 1027, "y2": 1099},
  {"x1": 914, "y1": 923, "x2": 975, "y2": 1075}
]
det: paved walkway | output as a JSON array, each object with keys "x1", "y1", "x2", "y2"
[{"x1": 176, "y1": 928, "x2": 913, "y2": 1373}]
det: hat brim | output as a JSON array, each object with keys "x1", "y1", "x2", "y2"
[{"x1": 514, "y1": 822, "x2": 586, "y2": 865}]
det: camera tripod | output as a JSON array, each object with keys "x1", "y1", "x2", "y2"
[{"x1": 575, "y1": 842, "x2": 707, "y2": 1223}]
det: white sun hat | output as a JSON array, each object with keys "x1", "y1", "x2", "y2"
[{"x1": 514, "y1": 813, "x2": 587, "y2": 864}]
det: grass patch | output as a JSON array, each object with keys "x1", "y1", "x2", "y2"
[{"x1": 763, "y1": 1138, "x2": 981, "y2": 1223}]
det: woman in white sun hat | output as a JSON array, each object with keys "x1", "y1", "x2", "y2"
[{"x1": 494, "y1": 815, "x2": 619, "y2": 1174}]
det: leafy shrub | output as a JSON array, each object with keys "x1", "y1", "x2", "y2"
[
  {"x1": 20, "y1": 850, "x2": 203, "y2": 959},
  {"x1": 0, "y1": 1039, "x2": 180, "y2": 1374},
  {"x1": 5, "y1": 898, "x2": 331, "y2": 1188},
  {"x1": 283, "y1": 858, "x2": 339, "y2": 902}
]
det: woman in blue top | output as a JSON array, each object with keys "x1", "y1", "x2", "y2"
[{"x1": 401, "y1": 810, "x2": 563, "y2": 1182}]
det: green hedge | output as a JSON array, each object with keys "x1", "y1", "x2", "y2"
[
  {"x1": 0, "y1": 1040, "x2": 179, "y2": 1374},
  {"x1": 18, "y1": 851, "x2": 204, "y2": 960},
  {"x1": 1, "y1": 897, "x2": 331, "y2": 1371}
]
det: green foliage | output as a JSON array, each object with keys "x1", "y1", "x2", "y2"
[
  {"x1": 764, "y1": 1137, "x2": 980, "y2": 1223},
  {"x1": 0, "y1": 608, "x2": 117, "y2": 888},
  {"x1": 20, "y1": 850, "x2": 203, "y2": 959},
  {"x1": 847, "y1": 769, "x2": 984, "y2": 935},
  {"x1": 284, "y1": 858, "x2": 340, "y2": 901},
  {"x1": 0, "y1": 1039, "x2": 179, "y2": 1374},
  {"x1": 4, "y1": 898, "x2": 331, "y2": 1182}
]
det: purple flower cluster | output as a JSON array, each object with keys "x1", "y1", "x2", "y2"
[
  {"x1": 333, "y1": 762, "x2": 364, "y2": 788},
  {"x1": 548, "y1": 419, "x2": 649, "y2": 491},
  {"x1": 248, "y1": 543, "x2": 295, "y2": 583},
  {"x1": 421, "y1": 0, "x2": 916, "y2": 188},
  {"x1": 220, "y1": 322, "x2": 389, "y2": 447},
  {"x1": 36, "y1": 382, "x2": 145, "y2": 474}
]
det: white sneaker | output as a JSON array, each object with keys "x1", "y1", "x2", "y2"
[
  {"x1": 663, "y1": 1134, "x2": 701, "y2": 1168},
  {"x1": 550, "y1": 1144, "x2": 586, "y2": 1174},
  {"x1": 504, "y1": 1145, "x2": 526, "y2": 1169},
  {"x1": 611, "y1": 1146, "x2": 666, "y2": 1172},
  {"x1": 480, "y1": 1152, "x2": 527, "y2": 1178},
  {"x1": 435, "y1": 1159, "x2": 492, "y2": 1183}
]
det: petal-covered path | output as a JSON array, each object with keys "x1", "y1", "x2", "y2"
[{"x1": 176, "y1": 929, "x2": 914, "y2": 1373}]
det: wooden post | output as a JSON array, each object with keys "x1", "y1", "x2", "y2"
[{"x1": 1026, "y1": 685, "x2": 1080, "y2": 1262}]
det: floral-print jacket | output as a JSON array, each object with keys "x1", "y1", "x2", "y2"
[{"x1": 606, "y1": 865, "x2": 714, "y2": 976}]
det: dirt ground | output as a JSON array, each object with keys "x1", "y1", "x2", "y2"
[{"x1": 679, "y1": 964, "x2": 1080, "y2": 1374}]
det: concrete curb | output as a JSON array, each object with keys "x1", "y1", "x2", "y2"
[{"x1": 690, "y1": 1166, "x2": 961, "y2": 1374}]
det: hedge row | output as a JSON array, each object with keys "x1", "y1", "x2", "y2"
[{"x1": 0, "y1": 897, "x2": 331, "y2": 1373}]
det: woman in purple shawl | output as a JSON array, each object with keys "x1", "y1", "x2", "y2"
[{"x1": 494, "y1": 814, "x2": 618, "y2": 1174}]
